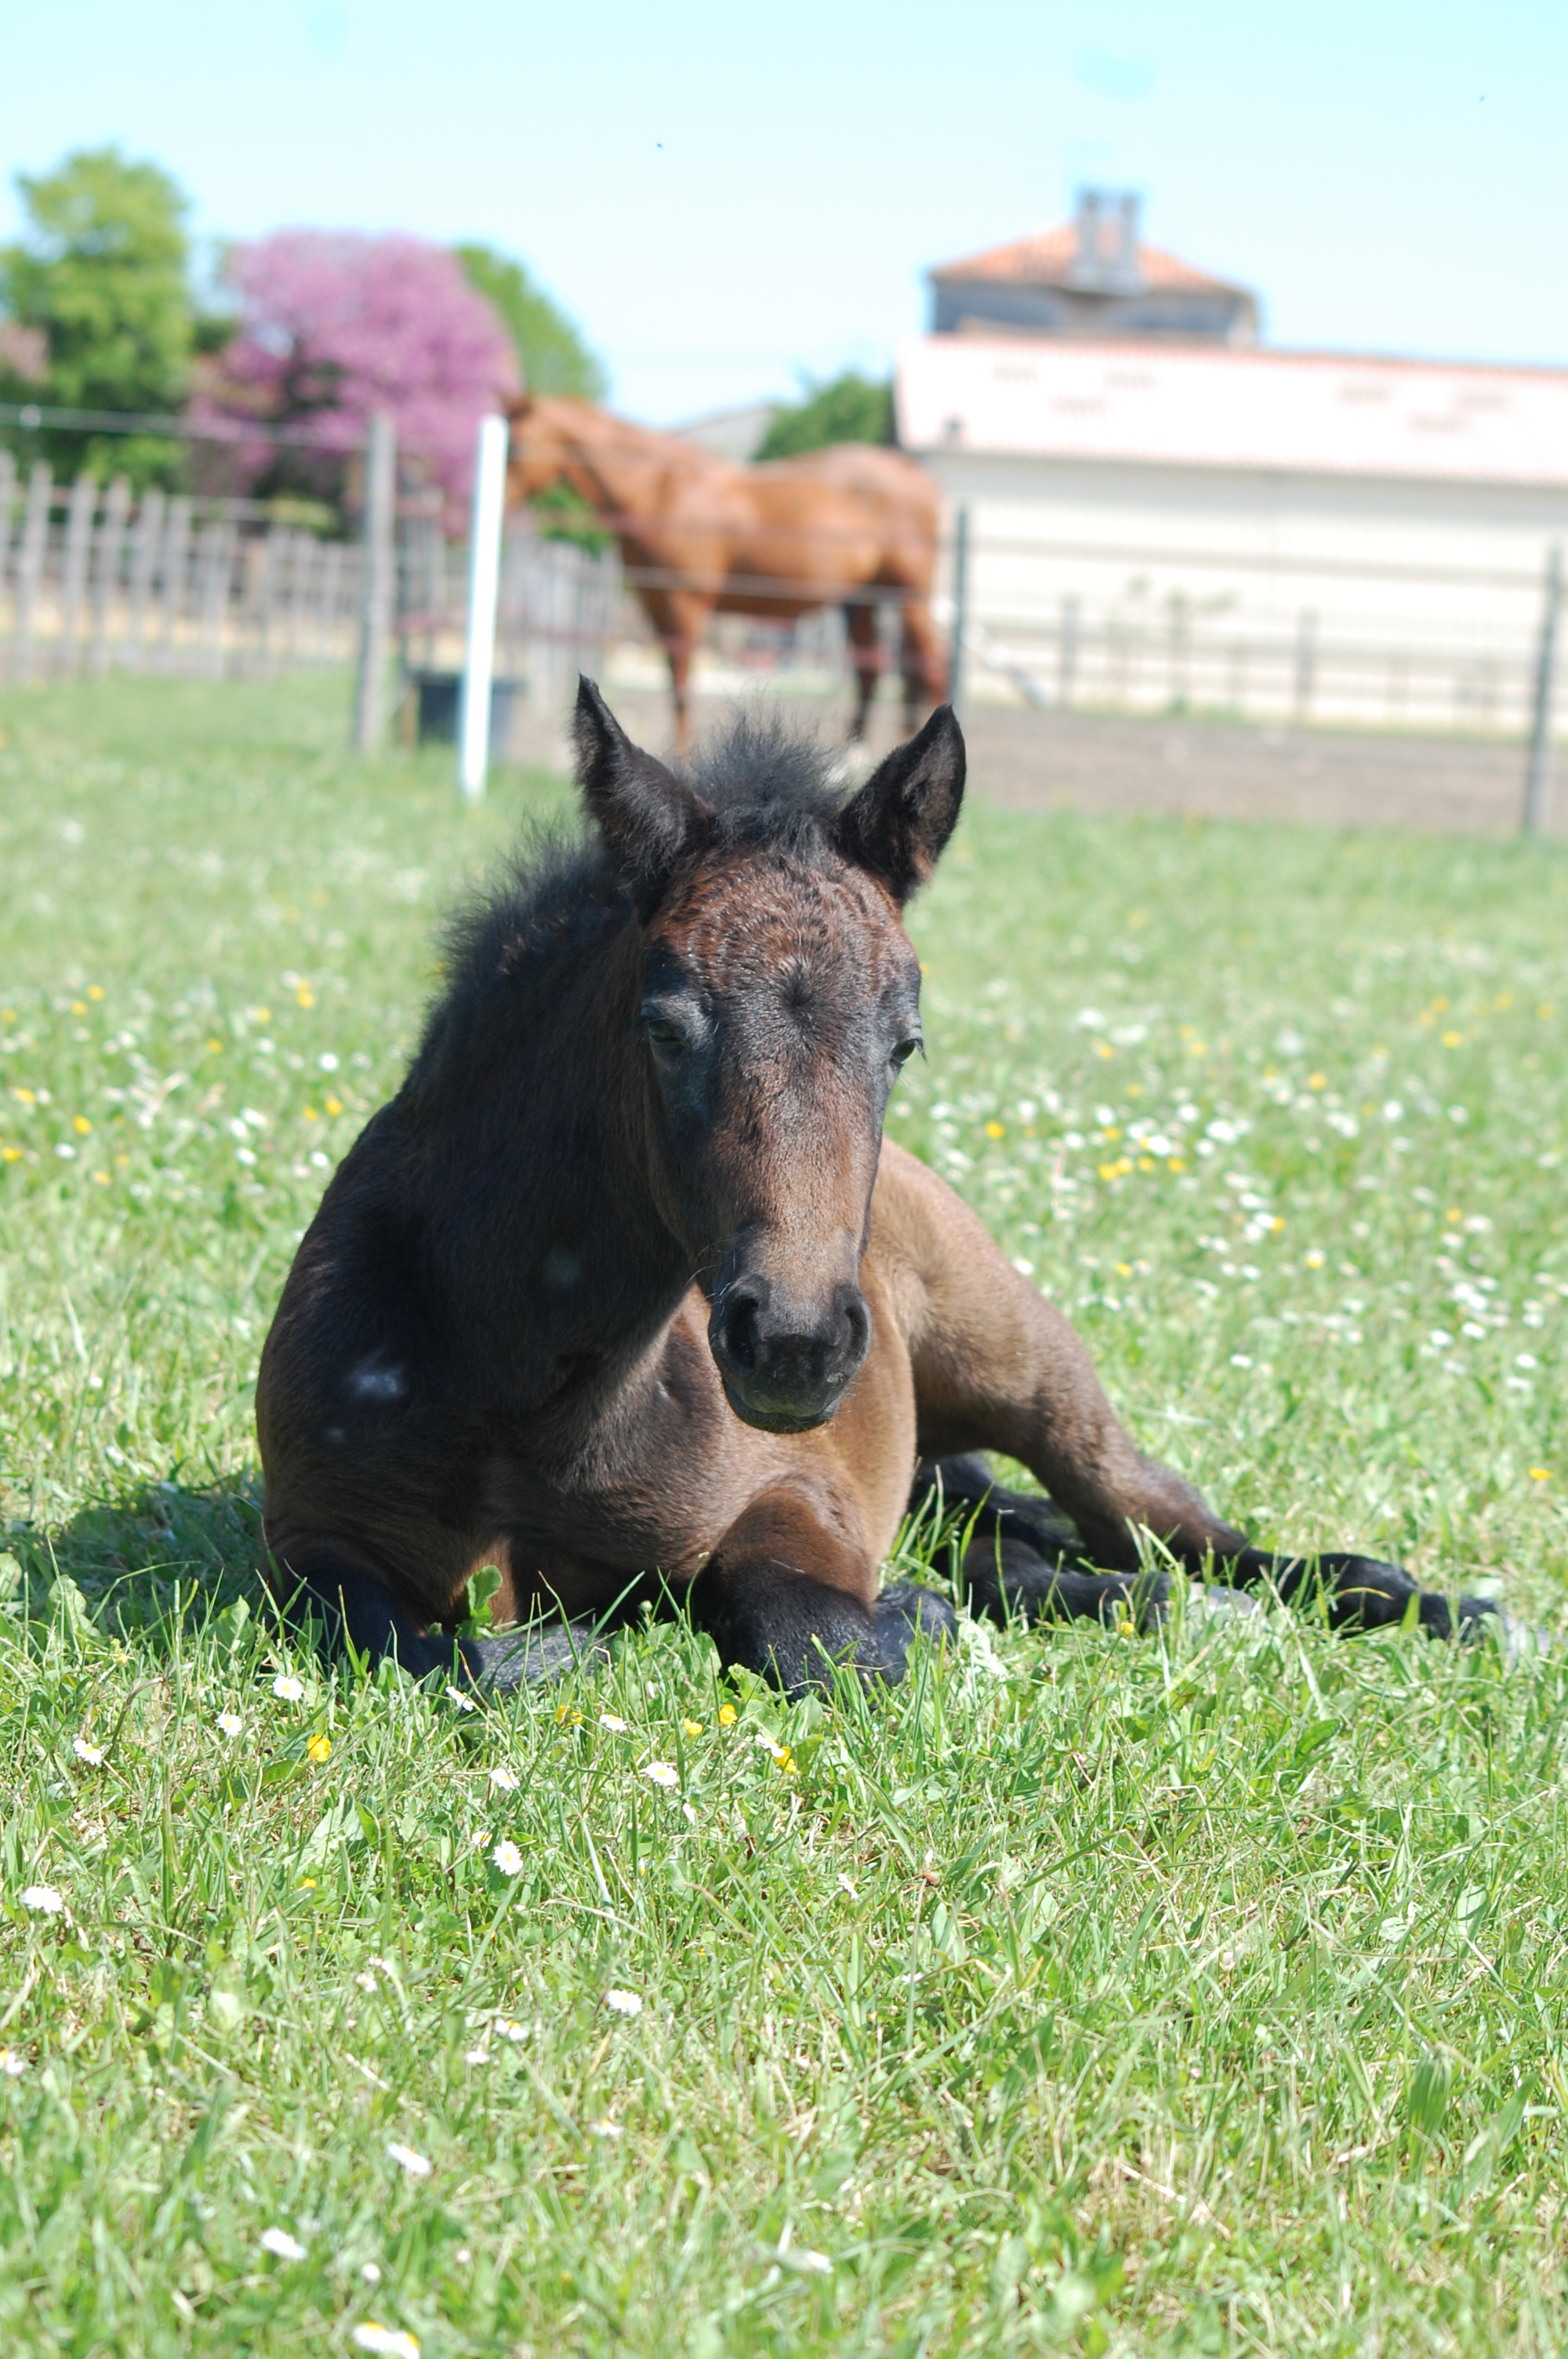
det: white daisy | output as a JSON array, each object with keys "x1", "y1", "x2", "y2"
[
  {"x1": 260, "y1": 2226, "x2": 307, "y2": 2263},
  {"x1": 604, "y1": 1988, "x2": 643, "y2": 2017},
  {"x1": 386, "y1": 2141, "x2": 432, "y2": 2178},
  {"x1": 351, "y1": 2329, "x2": 419, "y2": 2359}
]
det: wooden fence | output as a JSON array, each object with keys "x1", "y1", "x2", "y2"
[{"x1": 0, "y1": 454, "x2": 622, "y2": 696}]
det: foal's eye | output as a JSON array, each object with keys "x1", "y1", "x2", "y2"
[
  {"x1": 891, "y1": 1036, "x2": 922, "y2": 1070},
  {"x1": 645, "y1": 1019, "x2": 686, "y2": 1054}
]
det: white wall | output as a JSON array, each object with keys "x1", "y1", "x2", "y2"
[{"x1": 925, "y1": 452, "x2": 1568, "y2": 732}]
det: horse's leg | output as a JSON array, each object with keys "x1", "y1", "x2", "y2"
[
  {"x1": 687, "y1": 1488, "x2": 956, "y2": 1696},
  {"x1": 269, "y1": 1542, "x2": 460, "y2": 1681},
  {"x1": 883, "y1": 1147, "x2": 1497, "y2": 1640},
  {"x1": 907, "y1": 1452, "x2": 1169, "y2": 1630},
  {"x1": 844, "y1": 600, "x2": 880, "y2": 740},
  {"x1": 898, "y1": 596, "x2": 945, "y2": 729},
  {"x1": 270, "y1": 1542, "x2": 607, "y2": 1691}
]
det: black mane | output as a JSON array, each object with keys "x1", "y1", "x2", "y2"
[{"x1": 409, "y1": 712, "x2": 850, "y2": 1093}]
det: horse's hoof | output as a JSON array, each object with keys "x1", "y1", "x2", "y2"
[
  {"x1": 462, "y1": 1623, "x2": 612, "y2": 1693},
  {"x1": 871, "y1": 1580, "x2": 957, "y2": 1675}
]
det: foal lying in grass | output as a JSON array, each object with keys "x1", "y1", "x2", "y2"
[{"x1": 256, "y1": 683, "x2": 1496, "y2": 1691}]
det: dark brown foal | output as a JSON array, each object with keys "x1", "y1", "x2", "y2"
[{"x1": 256, "y1": 683, "x2": 1496, "y2": 1695}]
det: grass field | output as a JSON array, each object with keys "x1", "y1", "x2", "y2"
[{"x1": 2, "y1": 673, "x2": 1567, "y2": 2358}]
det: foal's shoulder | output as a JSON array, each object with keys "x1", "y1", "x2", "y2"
[{"x1": 869, "y1": 1139, "x2": 1019, "y2": 1333}]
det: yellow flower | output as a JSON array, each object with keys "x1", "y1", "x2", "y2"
[
  {"x1": 718, "y1": 1704, "x2": 738, "y2": 1728},
  {"x1": 73, "y1": 1115, "x2": 91, "y2": 1135},
  {"x1": 70, "y1": 999, "x2": 86, "y2": 1015},
  {"x1": 1167, "y1": 1156, "x2": 1185, "y2": 1173},
  {"x1": 681, "y1": 1717, "x2": 703, "y2": 1737},
  {"x1": 297, "y1": 1877, "x2": 318, "y2": 1890},
  {"x1": 1308, "y1": 1072, "x2": 1327, "y2": 1090},
  {"x1": 206, "y1": 1037, "x2": 223, "y2": 1053},
  {"x1": 325, "y1": 1095, "x2": 343, "y2": 1118},
  {"x1": 296, "y1": 986, "x2": 316, "y2": 1009},
  {"x1": 303, "y1": 1106, "x2": 318, "y2": 1122},
  {"x1": 1530, "y1": 1467, "x2": 1552, "y2": 1484},
  {"x1": 1441, "y1": 1030, "x2": 1464, "y2": 1049},
  {"x1": 93, "y1": 1170, "x2": 110, "y2": 1185},
  {"x1": 776, "y1": 1747, "x2": 797, "y2": 1775},
  {"x1": 1, "y1": 1145, "x2": 20, "y2": 1163},
  {"x1": 307, "y1": 1733, "x2": 332, "y2": 1764},
  {"x1": 1094, "y1": 1041, "x2": 1116, "y2": 1060},
  {"x1": 86, "y1": 985, "x2": 103, "y2": 1001},
  {"x1": 985, "y1": 1120, "x2": 1005, "y2": 1140}
]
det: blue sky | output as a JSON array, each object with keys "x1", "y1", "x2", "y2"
[{"x1": 1, "y1": 0, "x2": 1563, "y2": 421}]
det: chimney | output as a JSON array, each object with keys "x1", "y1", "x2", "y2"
[
  {"x1": 1066, "y1": 187, "x2": 1145, "y2": 293},
  {"x1": 1115, "y1": 193, "x2": 1142, "y2": 285},
  {"x1": 1072, "y1": 189, "x2": 1103, "y2": 282}
]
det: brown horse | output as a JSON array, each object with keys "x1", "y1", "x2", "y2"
[
  {"x1": 256, "y1": 684, "x2": 1496, "y2": 1695},
  {"x1": 505, "y1": 395, "x2": 946, "y2": 750}
]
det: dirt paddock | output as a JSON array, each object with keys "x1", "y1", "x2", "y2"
[{"x1": 503, "y1": 687, "x2": 1559, "y2": 840}]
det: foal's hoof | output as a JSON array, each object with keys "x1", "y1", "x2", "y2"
[
  {"x1": 871, "y1": 1580, "x2": 958, "y2": 1677},
  {"x1": 460, "y1": 1621, "x2": 612, "y2": 1694}
]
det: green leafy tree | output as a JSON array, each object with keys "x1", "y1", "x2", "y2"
[
  {"x1": 453, "y1": 244, "x2": 605, "y2": 402},
  {"x1": 754, "y1": 370, "x2": 893, "y2": 461},
  {"x1": 0, "y1": 147, "x2": 195, "y2": 486}
]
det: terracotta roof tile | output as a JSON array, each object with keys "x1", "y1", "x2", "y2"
[{"x1": 931, "y1": 224, "x2": 1246, "y2": 298}]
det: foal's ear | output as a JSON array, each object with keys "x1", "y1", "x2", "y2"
[
  {"x1": 574, "y1": 678, "x2": 711, "y2": 913},
  {"x1": 833, "y1": 705, "x2": 965, "y2": 903}
]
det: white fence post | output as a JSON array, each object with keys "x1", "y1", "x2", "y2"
[
  {"x1": 1523, "y1": 545, "x2": 1562, "y2": 835},
  {"x1": 353, "y1": 410, "x2": 397, "y2": 753},
  {"x1": 459, "y1": 413, "x2": 509, "y2": 803}
]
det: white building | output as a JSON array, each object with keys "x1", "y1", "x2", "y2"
[{"x1": 898, "y1": 295, "x2": 1568, "y2": 732}]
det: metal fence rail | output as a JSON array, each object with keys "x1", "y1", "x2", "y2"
[{"x1": 2, "y1": 446, "x2": 1559, "y2": 829}]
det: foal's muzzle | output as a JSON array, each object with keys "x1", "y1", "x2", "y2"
[{"x1": 709, "y1": 1271, "x2": 872, "y2": 1433}]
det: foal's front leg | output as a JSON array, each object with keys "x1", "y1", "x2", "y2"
[
  {"x1": 688, "y1": 1490, "x2": 956, "y2": 1695},
  {"x1": 886, "y1": 1147, "x2": 1496, "y2": 1639},
  {"x1": 269, "y1": 1539, "x2": 608, "y2": 1691}
]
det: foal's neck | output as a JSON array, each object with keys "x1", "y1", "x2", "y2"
[{"x1": 504, "y1": 915, "x2": 691, "y2": 1354}]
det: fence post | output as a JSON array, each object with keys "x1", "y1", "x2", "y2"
[
  {"x1": 1523, "y1": 544, "x2": 1562, "y2": 836},
  {"x1": 947, "y1": 504, "x2": 970, "y2": 718},
  {"x1": 353, "y1": 410, "x2": 397, "y2": 754},
  {"x1": 15, "y1": 463, "x2": 52, "y2": 682},
  {"x1": 459, "y1": 413, "x2": 509, "y2": 802}
]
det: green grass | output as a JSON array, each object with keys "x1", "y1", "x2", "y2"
[{"x1": 2, "y1": 673, "x2": 1568, "y2": 2357}]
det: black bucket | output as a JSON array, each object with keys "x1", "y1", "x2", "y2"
[{"x1": 408, "y1": 671, "x2": 523, "y2": 755}]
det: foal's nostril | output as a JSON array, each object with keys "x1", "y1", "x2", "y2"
[
  {"x1": 720, "y1": 1287, "x2": 764, "y2": 1376},
  {"x1": 836, "y1": 1285, "x2": 871, "y2": 1371}
]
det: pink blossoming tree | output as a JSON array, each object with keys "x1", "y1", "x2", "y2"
[{"x1": 195, "y1": 231, "x2": 518, "y2": 524}]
